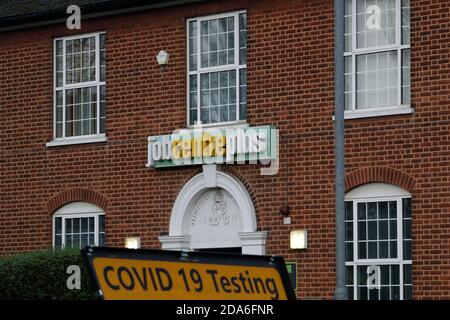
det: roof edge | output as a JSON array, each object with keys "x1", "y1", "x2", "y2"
[{"x1": 0, "y1": 0, "x2": 207, "y2": 32}]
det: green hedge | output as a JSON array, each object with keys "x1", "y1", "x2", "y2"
[{"x1": 0, "y1": 248, "x2": 98, "y2": 300}]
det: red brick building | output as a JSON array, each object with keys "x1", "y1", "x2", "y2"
[{"x1": 0, "y1": 0, "x2": 449, "y2": 300}]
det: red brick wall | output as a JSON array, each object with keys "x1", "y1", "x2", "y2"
[{"x1": 0, "y1": 0, "x2": 449, "y2": 299}]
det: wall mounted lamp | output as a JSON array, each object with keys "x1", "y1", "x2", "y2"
[
  {"x1": 125, "y1": 237, "x2": 141, "y2": 249},
  {"x1": 290, "y1": 230, "x2": 307, "y2": 250},
  {"x1": 156, "y1": 50, "x2": 169, "y2": 65}
]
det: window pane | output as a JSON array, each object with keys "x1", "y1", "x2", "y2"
[
  {"x1": 73, "y1": 218, "x2": 80, "y2": 233},
  {"x1": 378, "y1": 202, "x2": 388, "y2": 219},
  {"x1": 81, "y1": 218, "x2": 88, "y2": 233},
  {"x1": 344, "y1": 0, "x2": 352, "y2": 52},
  {"x1": 402, "y1": 0, "x2": 410, "y2": 45},
  {"x1": 344, "y1": 56, "x2": 353, "y2": 110},
  {"x1": 65, "y1": 234, "x2": 72, "y2": 248},
  {"x1": 346, "y1": 242, "x2": 354, "y2": 261},
  {"x1": 99, "y1": 215, "x2": 105, "y2": 233},
  {"x1": 239, "y1": 68, "x2": 247, "y2": 120},
  {"x1": 89, "y1": 217, "x2": 94, "y2": 233},
  {"x1": 379, "y1": 241, "x2": 389, "y2": 258},
  {"x1": 201, "y1": 17, "x2": 234, "y2": 68},
  {"x1": 345, "y1": 201, "x2": 353, "y2": 221},
  {"x1": 346, "y1": 222, "x2": 353, "y2": 242},
  {"x1": 404, "y1": 264, "x2": 412, "y2": 285},
  {"x1": 403, "y1": 240, "x2": 412, "y2": 260},
  {"x1": 402, "y1": 49, "x2": 411, "y2": 105},
  {"x1": 358, "y1": 221, "x2": 367, "y2": 241},
  {"x1": 55, "y1": 235, "x2": 62, "y2": 249},
  {"x1": 65, "y1": 218, "x2": 72, "y2": 234},
  {"x1": 358, "y1": 241, "x2": 367, "y2": 259},
  {"x1": 346, "y1": 266, "x2": 354, "y2": 285},
  {"x1": 357, "y1": 203, "x2": 366, "y2": 220},
  {"x1": 81, "y1": 233, "x2": 88, "y2": 248},
  {"x1": 66, "y1": 36, "x2": 96, "y2": 84},
  {"x1": 65, "y1": 87, "x2": 98, "y2": 137},
  {"x1": 200, "y1": 71, "x2": 236, "y2": 124},
  {"x1": 356, "y1": 0, "x2": 396, "y2": 49},
  {"x1": 100, "y1": 85, "x2": 106, "y2": 134},
  {"x1": 239, "y1": 13, "x2": 247, "y2": 65},
  {"x1": 379, "y1": 220, "x2": 388, "y2": 240},
  {"x1": 356, "y1": 51, "x2": 398, "y2": 109},
  {"x1": 55, "y1": 217, "x2": 62, "y2": 234},
  {"x1": 389, "y1": 201, "x2": 397, "y2": 218}
]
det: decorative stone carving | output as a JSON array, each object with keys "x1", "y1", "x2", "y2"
[
  {"x1": 187, "y1": 188, "x2": 242, "y2": 248},
  {"x1": 209, "y1": 190, "x2": 229, "y2": 226}
]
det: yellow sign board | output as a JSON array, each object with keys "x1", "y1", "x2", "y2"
[{"x1": 82, "y1": 247, "x2": 295, "y2": 300}]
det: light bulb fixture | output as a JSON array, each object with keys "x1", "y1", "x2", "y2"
[
  {"x1": 156, "y1": 50, "x2": 169, "y2": 65},
  {"x1": 290, "y1": 230, "x2": 307, "y2": 250},
  {"x1": 125, "y1": 237, "x2": 140, "y2": 249}
]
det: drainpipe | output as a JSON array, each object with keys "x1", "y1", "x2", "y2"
[{"x1": 334, "y1": 0, "x2": 348, "y2": 300}]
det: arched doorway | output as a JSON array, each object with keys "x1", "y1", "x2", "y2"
[{"x1": 159, "y1": 165, "x2": 268, "y2": 255}]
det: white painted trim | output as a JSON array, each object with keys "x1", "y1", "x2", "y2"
[
  {"x1": 52, "y1": 201, "x2": 105, "y2": 248},
  {"x1": 54, "y1": 201, "x2": 104, "y2": 215},
  {"x1": 332, "y1": 106, "x2": 414, "y2": 120},
  {"x1": 169, "y1": 165, "x2": 256, "y2": 235},
  {"x1": 186, "y1": 120, "x2": 249, "y2": 130},
  {"x1": 162, "y1": 165, "x2": 266, "y2": 254},
  {"x1": 238, "y1": 231, "x2": 269, "y2": 255},
  {"x1": 186, "y1": 11, "x2": 247, "y2": 126},
  {"x1": 346, "y1": 183, "x2": 411, "y2": 199},
  {"x1": 46, "y1": 135, "x2": 107, "y2": 147},
  {"x1": 53, "y1": 32, "x2": 106, "y2": 140},
  {"x1": 159, "y1": 235, "x2": 191, "y2": 251},
  {"x1": 345, "y1": 182, "x2": 412, "y2": 300}
]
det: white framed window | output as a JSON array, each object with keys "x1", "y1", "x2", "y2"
[
  {"x1": 345, "y1": 183, "x2": 412, "y2": 300},
  {"x1": 344, "y1": 0, "x2": 411, "y2": 119},
  {"x1": 187, "y1": 11, "x2": 247, "y2": 127},
  {"x1": 53, "y1": 202, "x2": 105, "y2": 249},
  {"x1": 48, "y1": 32, "x2": 107, "y2": 147}
]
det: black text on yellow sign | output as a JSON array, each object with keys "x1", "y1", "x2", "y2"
[{"x1": 92, "y1": 257, "x2": 288, "y2": 300}]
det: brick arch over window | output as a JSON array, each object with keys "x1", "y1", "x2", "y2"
[
  {"x1": 47, "y1": 188, "x2": 108, "y2": 214},
  {"x1": 345, "y1": 167, "x2": 416, "y2": 193}
]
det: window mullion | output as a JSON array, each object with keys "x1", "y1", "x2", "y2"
[
  {"x1": 61, "y1": 217, "x2": 66, "y2": 248},
  {"x1": 398, "y1": 199, "x2": 404, "y2": 260},
  {"x1": 396, "y1": 0, "x2": 401, "y2": 47},
  {"x1": 94, "y1": 214, "x2": 99, "y2": 246},
  {"x1": 197, "y1": 25, "x2": 201, "y2": 125},
  {"x1": 352, "y1": 54, "x2": 356, "y2": 111},
  {"x1": 96, "y1": 34, "x2": 100, "y2": 84},
  {"x1": 352, "y1": 0, "x2": 357, "y2": 51},
  {"x1": 96, "y1": 35, "x2": 101, "y2": 135},
  {"x1": 353, "y1": 201, "x2": 358, "y2": 260},
  {"x1": 53, "y1": 41, "x2": 57, "y2": 139},
  {"x1": 397, "y1": 48, "x2": 402, "y2": 106},
  {"x1": 62, "y1": 40, "x2": 66, "y2": 138},
  {"x1": 234, "y1": 14, "x2": 240, "y2": 121},
  {"x1": 353, "y1": 265, "x2": 357, "y2": 300},
  {"x1": 351, "y1": 0, "x2": 357, "y2": 111}
]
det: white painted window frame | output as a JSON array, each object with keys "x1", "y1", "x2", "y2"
[
  {"x1": 344, "y1": 0, "x2": 412, "y2": 119},
  {"x1": 47, "y1": 32, "x2": 107, "y2": 147},
  {"x1": 52, "y1": 202, "x2": 105, "y2": 248},
  {"x1": 345, "y1": 193, "x2": 412, "y2": 300},
  {"x1": 187, "y1": 11, "x2": 247, "y2": 128}
]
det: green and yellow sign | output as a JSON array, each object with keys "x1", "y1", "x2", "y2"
[
  {"x1": 146, "y1": 125, "x2": 277, "y2": 168},
  {"x1": 82, "y1": 247, "x2": 295, "y2": 300}
]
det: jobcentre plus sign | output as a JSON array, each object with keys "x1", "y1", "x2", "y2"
[{"x1": 146, "y1": 125, "x2": 277, "y2": 168}]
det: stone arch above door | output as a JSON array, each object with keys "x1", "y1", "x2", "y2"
[{"x1": 159, "y1": 165, "x2": 268, "y2": 255}]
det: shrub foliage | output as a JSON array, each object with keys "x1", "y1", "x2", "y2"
[{"x1": 0, "y1": 248, "x2": 97, "y2": 300}]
